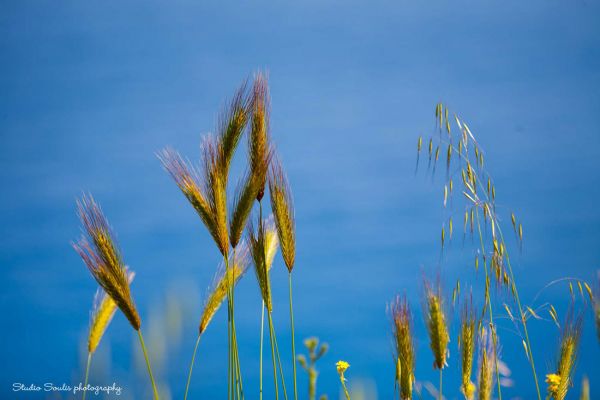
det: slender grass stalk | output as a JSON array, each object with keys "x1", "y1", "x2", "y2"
[
  {"x1": 267, "y1": 312, "x2": 280, "y2": 400},
  {"x1": 137, "y1": 330, "x2": 160, "y2": 400},
  {"x1": 184, "y1": 335, "x2": 201, "y2": 400},
  {"x1": 82, "y1": 352, "x2": 92, "y2": 400},
  {"x1": 272, "y1": 320, "x2": 289, "y2": 400},
  {"x1": 260, "y1": 301, "x2": 265, "y2": 400},
  {"x1": 439, "y1": 369, "x2": 443, "y2": 400},
  {"x1": 336, "y1": 361, "x2": 351, "y2": 400},
  {"x1": 288, "y1": 272, "x2": 298, "y2": 400},
  {"x1": 474, "y1": 210, "x2": 503, "y2": 400}
]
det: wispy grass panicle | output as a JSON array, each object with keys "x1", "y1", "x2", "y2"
[
  {"x1": 269, "y1": 156, "x2": 296, "y2": 272},
  {"x1": 424, "y1": 281, "x2": 450, "y2": 370},
  {"x1": 249, "y1": 217, "x2": 279, "y2": 312},
  {"x1": 199, "y1": 242, "x2": 251, "y2": 335},
  {"x1": 389, "y1": 296, "x2": 415, "y2": 400},
  {"x1": 250, "y1": 72, "x2": 270, "y2": 201},
  {"x1": 546, "y1": 313, "x2": 582, "y2": 400},
  {"x1": 201, "y1": 135, "x2": 230, "y2": 255},
  {"x1": 459, "y1": 300, "x2": 477, "y2": 400},
  {"x1": 73, "y1": 195, "x2": 141, "y2": 331}
]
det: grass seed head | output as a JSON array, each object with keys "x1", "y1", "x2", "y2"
[
  {"x1": 249, "y1": 216, "x2": 279, "y2": 312},
  {"x1": 424, "y1": 280, "x2": 450, "y2": 370},
  {"x1": 73, "y1": 195, "x2": 141, "y2": 331},
  {"x1": 250, "y1": 72, "x2": 270, "y2": 200},
  {"x1": 390, "y1": 296, "x2": 416, "y2": 400},
  {"x1": 269, "y1": 156, "x2": 296, "y2": 272}
]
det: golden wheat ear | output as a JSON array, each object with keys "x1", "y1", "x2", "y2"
[
  {"x1": 389, "y1": 296, "x2": 415, "y2": 400},
  {"x1": 423, "y1": 280, "x2": 450, "y2": 370},
  {"x1": 73, "y1": 194, "x2": 141, "y2": 331},
  {"x1": 459, "y1": 299, "x2": 476, "y2": 400},
  {"x1": 88, "y1": 271, "x2": 135, "y2": 353},
  {"x1": 198, "y1": 242, "x2": 250, "y2": 335},
  {"x1": 200, "y1": 135, "x2": 230, "y2": 256},
  {"x1": 546, "y1": 312, "x2": 582, "y2": 400},
  {"x1": 229, "y1": 161, "x2": 267, "y2": 248},
  {"x1": 268, "y1": 155, "x2": 296, "y2": 272},
  {"x1": 248, "y1": 215, "x2": 279, "y2": 313},
  {"x1": 217, "y1": 80, "x2": 250, "y2": 178},
  {"x1": 249, "y1": 72, "x2": 270, "y2": 200}
]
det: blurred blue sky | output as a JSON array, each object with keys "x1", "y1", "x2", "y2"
[{"x1": 1, "y1": 1, "x2": 599, "y2": 399}]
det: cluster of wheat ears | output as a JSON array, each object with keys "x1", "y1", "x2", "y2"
[{"x1": 72, "y1": 75, "x2": 599, "y2": 400}]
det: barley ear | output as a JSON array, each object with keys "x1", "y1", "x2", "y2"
[
  {"x1": 269, "y1": 156, "x2": 296, "y2": 272},
  {"x1": 73, "y1": 195, "x2": 141, "y2": 331},
  {"x1": 250, "y1": 72, "x2": 270, "y2": 200}
]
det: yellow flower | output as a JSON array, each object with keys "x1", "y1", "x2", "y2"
[
  {"x1": 546, "y1": 373, "x2": 561, "y2": 396},
  {"x1": 336, "y1": 360, "x2": 350, "y2": 376}
]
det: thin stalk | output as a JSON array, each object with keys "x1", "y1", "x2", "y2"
[
  {"x1": 260, "y1": 301, "x2": 265, "y2": 400},
  {"x1": 272, "y1": 322, "x2": 289, "y2": 400},
  {"x1": 340, "y1": 377, "x2": 351, "y2": 400},
  {"x1": 439, "y1": 369, "x2": 442, "y2": 400},
  {"x1": 82, "y1": 352, "x2": 92, "y2": 400},
  {"x1": 288, "y1": 272, "x2": 298, "y2": 400},
  {"x1": 267, "y1": 311, "x2": 280, "y2": 400},
  {"x1": 474, "y1": 209, "x2": 503, "y2": 400},
  {"x1": 496, "y1": 225, "x2": 542, "y2": 400},
  {"x1": 232, "y1": 312, "x2": 244, "y2": 399},
  {"x1": 444, "y1": 138, "x2": 541, "y2": 399},
  {"x1": 183, "y1": 335, "x2": 201, "y2": 400},
  {"x1": 137, "y1": 329, "x2": 160, "y2": 400}
]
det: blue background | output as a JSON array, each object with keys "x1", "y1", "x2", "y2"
[{"x1": 1, "y1": 1, "x2": 599, "y2": 399}]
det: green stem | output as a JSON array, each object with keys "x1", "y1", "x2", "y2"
[
  {"x1": 137, "y1": 329, "x2": 160, "y2": 400},
  {"x1": 340, "y1": 376, "x2": 351, "y2": 400},
  {"x1": 260, "y1": 301, "x2": 265, "y2": 400},
  {"x1": 267, "y1": 311, "x2": 280, "y2": 400},
  {"x1": 82, "y1": 352, "x2": 92, "y2": 400},
  {"x1": 289, "y1": 273, "x2": 298, "y2": 400},
  {"x1": 272, "y1": 322, "x2": 289, "y2": 400},
  {"x1": 439, "y1": 369, "x2": 442, "y2": 400},
  {"x1": 474, "y1": 209, "x2": 503, "y2": 400},
  {"x1": 184, "y1": 335, "x2": 201, "y2": 400},
  {"x1": 232, "y1": 312, "x2": 244, "y2": 400}
]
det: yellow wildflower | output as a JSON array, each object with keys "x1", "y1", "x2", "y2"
[{"x1": 336, "y1": 360, "x2": 350, "y2": 376}]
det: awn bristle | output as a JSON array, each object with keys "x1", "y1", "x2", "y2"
[
  {"x1": 88, "y1": 271, "x2": 135, "y2": 353},
  {"x1": 547, "y1": 314, "x2": 582, "y2": 400},
  {"x1": 269, "y1": 156, "x2": 296, "y2": 272},
  {"x1": 424, "y1": 282, "x2": 450, "y2": 370},
  {"x1": 459, "y1": 301, "x2": 476, "y2": 400},
  {"x1": 199, "y1": 242, "x2": 251, "y2": 335},
  {"x1": 201, "y1": 135, "x2": 230, "y2": 255},
  {"x1": 250, "y1": 72, "x2": 270, "y2": 200},
  {"x1": 390, "y1": 296, "x2": 415, "y2": 400},
  {"x1": 73, "y1": 195, "x2": 141, "y2": 331},
  {"x1": 248, "y1": 216, "x2": 279, "y2": 312}
]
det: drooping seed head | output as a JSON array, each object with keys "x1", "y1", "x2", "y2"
[
  {"x1": 73, "y1": 195, "x2": 140, "y2": 331},
  {"x1": 269, "y1": 156, "x2": 296, "y2": 272},
  {"x1": 217, "y1": 81, "x2": 250, "y2": 179}
]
